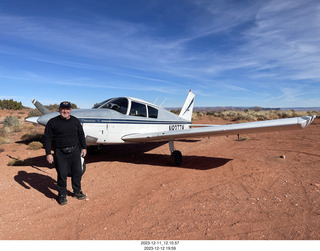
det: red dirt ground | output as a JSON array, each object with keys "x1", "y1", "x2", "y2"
[{"x1": 0, "y1": 109, "x2": 319, "y2": 240}]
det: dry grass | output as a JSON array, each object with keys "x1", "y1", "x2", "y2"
[
  {"x1": 27, "y1": 141, "x2": 43, "y2": 150},
  {"x1": 237, "y1": 134, "x2": 250, "y2": 141},
  {"x1": 1, "y1": 115, "x2": 23, "y2": 132},
  {"x1": 0, "y1": 115, "x2": 23, "y2": 145},
  {"x1": 0, "y1": 136, "x2": 10, "y2": 145},
  {"x1": 0, "y1": 115, "x2": 41, "y2": 145},
  {"x1": 0, "y1": 126, "x2": 10, "y2": 145}
]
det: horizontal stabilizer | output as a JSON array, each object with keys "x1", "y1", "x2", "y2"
[
  {"x1": 32, "y1": 99, "x2": 50, "y2": 115},
  {"x1": 25, "y1": 117, "x2": 39, "y2": 124}
]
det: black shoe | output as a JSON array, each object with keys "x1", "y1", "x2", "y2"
[
  {"x1": 58, "y1": 195, "x2": 67, "y2": 205},
  {"x1": 74, "y1": 191, "x2": 86, "y2": 200}
]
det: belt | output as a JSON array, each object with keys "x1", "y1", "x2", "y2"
[{"x1": 59, "y1": 145, "x2": 76, "y2": 154}]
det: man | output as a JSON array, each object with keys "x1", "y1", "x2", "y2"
[{"x1": 44, "y1": 101, "x2": 87, "y2": 205}]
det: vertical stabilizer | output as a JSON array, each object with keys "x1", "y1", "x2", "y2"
[
  {"x1": 179, "y1": 90, "x2": 195, "y2": 121},
  {"x1": 32, "y1": 99, "x2": 50, "y2": 115}
]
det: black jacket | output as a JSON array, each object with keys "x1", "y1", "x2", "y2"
[{"x1": 44, "y1": 115, "x2": 87, "y2": 155}]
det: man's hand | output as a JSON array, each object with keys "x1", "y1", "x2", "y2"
[
  {"x1": 81, "y1": 149, "x2": 87, "y2": 158},
  {"x1": 46, "y1": 154, "x2": 54, "y2": 164}
]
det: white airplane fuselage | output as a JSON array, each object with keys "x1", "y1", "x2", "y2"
[
  {"x1": 79, "y1": 111, "x2": 191, "y2": 145},
  {"x1": 35, "y1": 96, "x2": 192, "y2": 146}
]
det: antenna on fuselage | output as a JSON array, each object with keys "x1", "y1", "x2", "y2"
[
  {"x1": 159, "y1": 98, "x2": 167, "y2": 107},
  {"x1": 154, "y1": 97, "x2": 158, "y2": 105}
]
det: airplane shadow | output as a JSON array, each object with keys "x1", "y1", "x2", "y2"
[
  {"x1": 9, "y1": 143, "x2": 232, "y2": 171},
  {"x1": 85, "y1": 144, "x2": 232, "y2": 170},
  {"x1": 88, "y1": 153, "x2": 232, "y2": 170}
]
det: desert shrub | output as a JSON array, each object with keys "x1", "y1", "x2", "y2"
[
  {"x1": 3, "y1": 116, "x2": 22, "y2": 132},
  {"x1": 237, "y1": 134, "x2": 250, "y2": 141},
  {"x1": 23, "y1": 123, "x2": 35, "y2": 131},
  {"x1": 192, "y1": 111, "x2": 206, "y2": 120},
  {"x1": 0, "y1": 136, "x2": 10, "y2": 145},
  {"x1": 206, "y1": 111, "x2": 214, "y2": 116},
  {"x1": 170, "y1": 109, "x2": 180, "y2": 115},
  {"x1": 0, "y1": 126, "x2": 7, "y2": 136},
  {"x1": 0, "y1": 99, "x2": 23, "y2": 110},
  {"x1": 3, "y1": 115, "x2": 19, "y2": 127},
  {"x1": 0, "y1": 126, "x2": 7, "y2": 144},
  {"x1": 27, "y1": 141, "x2": 43, "y2": 150},
  {"x1": 28, "y1": 108, "x2": 42, "y2": 117},
  {"x1": 213, "y1": 109, "x2": 319, "y2": 122}
]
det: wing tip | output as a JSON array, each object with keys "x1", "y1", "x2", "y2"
[{"x1": 300, "y1": 115, "x2": 316, "y2": 128}]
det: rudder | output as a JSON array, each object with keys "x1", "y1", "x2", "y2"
[{"x1": 179, "y1": 90, "x2": 195, "y2": 121}]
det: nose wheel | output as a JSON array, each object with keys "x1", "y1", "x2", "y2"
[{"x1": 169, "y1": 141, "x2": 182, "y2": 166}]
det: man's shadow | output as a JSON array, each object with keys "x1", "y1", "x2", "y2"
[{"x1": 14, "y1": 171, "x2": 60, "y2": 200}]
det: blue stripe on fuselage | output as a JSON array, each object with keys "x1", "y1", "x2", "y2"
[{"x1": 78, "y1": 118, "x2": 191, "y2": 125}]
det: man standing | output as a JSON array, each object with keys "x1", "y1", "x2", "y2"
[{"x1": 44, "y1": 101, "x2": 87, "y2": 205}]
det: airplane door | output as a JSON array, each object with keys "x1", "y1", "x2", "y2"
[{"x1": 82, "y1": 123, "x2": 108, "y2": 145}]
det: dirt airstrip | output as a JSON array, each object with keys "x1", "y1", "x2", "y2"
[{"x1": 0, "y1": 109, "x2": 319, "y2": 240}]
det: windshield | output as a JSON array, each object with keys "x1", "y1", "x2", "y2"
[
  {"x1": 92, "y1": 98, "x2": 128, "y2": 115},
  {"x1": 92, "y1": 98, "x2": 112, "y2": 109}
]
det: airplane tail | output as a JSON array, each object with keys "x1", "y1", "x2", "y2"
[
  {"x1": 179, "y1": 90, "x2": 195, "y2": 121},
  {"x1": 32, "y1": 99, "x2": 50, "y2": 115}
]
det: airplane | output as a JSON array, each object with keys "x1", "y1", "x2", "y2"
[{"x1": 26, "y1": 91, "x2": 316, "y2": 166}]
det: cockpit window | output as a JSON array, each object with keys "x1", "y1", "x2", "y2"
[
  {"x1": 92, "y1": 99, "x2": 112, "y2": 109},
  {"x1": 93, "y1": 98, "x2": 128, "y2": 115},
  {"x1": 129, "y1": 102, "x2": 147, "y2": 117},
  {"x1": 148, "y1": 106, "x2": 158, "y2": 119}
]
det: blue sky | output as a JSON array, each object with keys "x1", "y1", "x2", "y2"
[{"x1": 0, "y1": 0, "x2": 319, "y2": 109}]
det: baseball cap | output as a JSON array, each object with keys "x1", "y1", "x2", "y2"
[{"x1": 59, "y1": 101, "x2": 72, "y2": 109}]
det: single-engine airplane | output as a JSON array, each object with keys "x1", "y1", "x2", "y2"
[{"x1": 26, "y1": 91, "x2": 316, "y2": 165}]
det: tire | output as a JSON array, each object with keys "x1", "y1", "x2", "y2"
[{"x1": 171, "y1": 150, "x2": 182, "y2": 166}]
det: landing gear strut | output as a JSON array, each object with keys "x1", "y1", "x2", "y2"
[{"x1": 169, "y1": 141, "x2": 182, "y2": 166}]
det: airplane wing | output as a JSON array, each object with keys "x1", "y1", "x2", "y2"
[{"x1": 122, "y1": 115, "x2": 316, "y2": 143}]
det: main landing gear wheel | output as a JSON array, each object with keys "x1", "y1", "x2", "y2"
[
  {"x1": 171, "y1": 150, "x2": 182, "y2": 166},
  {"x1": 169, "y1": 141, "x2": 182, "y2": 166}
]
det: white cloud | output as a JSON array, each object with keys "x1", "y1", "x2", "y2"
[
  {"x1": 240, "y1": 0, "x2": 320, "y2": 80},
  {"x1": 0, "y1": 1, "x2": 319, "y2": 107}
]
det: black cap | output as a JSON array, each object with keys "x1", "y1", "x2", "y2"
[{"x1": 59, "y1": 101, "x2": 72, "y2": 109}]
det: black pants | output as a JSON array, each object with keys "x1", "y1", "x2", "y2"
[{"x1": 54, "y1": 144, "x2": 82, "y2": 196}]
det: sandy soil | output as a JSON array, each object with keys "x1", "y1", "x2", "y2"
[{"x1": 0, "y1": 109, "x2": 319, "y2": 240}]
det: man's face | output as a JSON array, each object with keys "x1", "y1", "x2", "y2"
[{"x1": 59, "y1": 107, "x2": 71, "y2": 119}]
